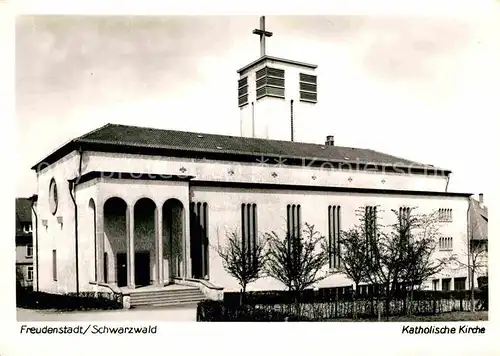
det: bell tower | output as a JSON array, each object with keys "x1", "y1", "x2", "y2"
[{"x1": 238, "y1": 16, "x2": 318, "y2": 143}]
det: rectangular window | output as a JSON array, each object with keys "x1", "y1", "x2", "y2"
[
  {"x1": 454, "y1": 277, "x2": 466, "y2": 291},
  {"x1": 26, "y1": 243, "x2": 33, "y2": 258},
  {"x1": 52, "y1": 249, "x2": 57, "y2": 281},
  {"x1": 442, "y1": 278, "x2": 451, "y2": 292},
  {"x1": 438, "y1": 208, "x2": 452, "y2": 222},
  {"x1": 27, "y1": 266, "x2": 33, "y2": 281},
  {"x1": 328, "y1": 205, "x2": 341, "y2": 269},
  {"x1": 299, "y1": 73, "x2": 317, "y2": 103},
  {"x1": 286, "y1": 204, "x2": 301, "y2": 239},
  {"x1": 241, "y1": 203, "x2": 258, "y2": 264},
  {"x1": 432, "y1": 279, "x2": 439, "y2": 291},
  {"x1": 238, "y1": 77, "x2": 248, "y2": 107},
  {"x1": 439, "y1": 237, "x2": 453, "y2": 251},
  {"x1": 365, "y1": 206, "x2": 377, "y2": 262},
  {"x1": 190, "y1": 202, "x2": 210, "y2": 279},
  {"x1": 256, "y1": 66, "x2": 285, "y2": 100}
]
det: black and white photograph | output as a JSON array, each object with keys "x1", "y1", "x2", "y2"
[{"x1": 2, "y1": 2, "x2": 498, "y2": 354}]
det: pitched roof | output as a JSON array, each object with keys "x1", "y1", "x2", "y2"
[
  {"x1": 470, "y1": 198, "x2": 488, "y2": 241},
  {"x1": 32, "y1": 123, "x2": 451, "y2": 175},
  {"x1": 16, "y1": 198, "x2": 32, "y2": 237}
]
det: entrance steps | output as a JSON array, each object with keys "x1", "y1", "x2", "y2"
[{"x1": 128, "y1": 285, "x2": 206, "y2": 308}]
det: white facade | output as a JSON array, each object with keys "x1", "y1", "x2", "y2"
[{"x1": 32, "y1": 148, "x2": 471, "y2": 295}]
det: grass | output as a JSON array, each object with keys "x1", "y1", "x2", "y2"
[{"x1": 330, "y1": 311, "x2": 488, "y2": 322}]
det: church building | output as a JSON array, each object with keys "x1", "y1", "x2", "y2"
[{"x1": 29, "y1": 17, "x2": 475, "y2": 307}]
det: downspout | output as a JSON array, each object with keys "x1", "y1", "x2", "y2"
[
  {"x1": 30, "y1": 196, "x2": 39, "y2": 292},
  {"x1": 445, "y1": 173, "x2": 450, "y2": 192},
  {"x1": 68, "y1": 147, "x2": 84, "y2": 295}
]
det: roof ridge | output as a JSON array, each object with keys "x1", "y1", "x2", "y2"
[
  {"x1": 88, "y1": 123, "x2": 362, "y2": 149},
  {"x1": 77, "y1": 123, "x2": 114, "y2": 140},
  {"x1": 35, "y1": 123, "x2": 452, "y2": 174},
  {"x1": 366, "y1": 148, "x2": 434, "y2": 169}
]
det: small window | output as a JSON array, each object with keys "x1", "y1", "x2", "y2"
[
  {"x1": 438, "y1": 208, "x2": 453, "y2": 222},
  {"x1": 439, "y1": 237, "x2": 453, "y2": 251},
  {"x1": 26, "y1": 244, "x2": 33, "y2": 258},
  {"x1": 432, "y1": 279, "x2": 439, "y2": 291},
  {"x1": 52, "y1": 249, "x2": 57, "y2": 281},
  {"x1": 27, "y1": 266, "x2": 33, "y2": 281}
]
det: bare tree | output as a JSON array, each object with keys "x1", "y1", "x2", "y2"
[
  {"x1": 364, "y1": 207, "x2": 448, "y2": 318},
  {"x1": 215, "y1": 229, "x2": 268, "y2": 305},
  {"x1": 335, "y1": 227, "x2": 368, "y2": 319},
  {"x1": 265, "y1": 223, "x2": 329, "y2": 314}
]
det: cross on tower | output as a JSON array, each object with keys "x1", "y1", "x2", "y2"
[{"x1": 252, "y1": 16, "x2": 273, "y2": 57}]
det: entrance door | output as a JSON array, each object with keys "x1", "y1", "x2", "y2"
[
  {"x1": 135, "y1": 251, "x2": 150, "y2": 287},
  {"x1": 117, "y1": 253, "x2": 127, "y2": 287}
]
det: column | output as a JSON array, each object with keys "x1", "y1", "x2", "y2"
[
  {"x1": 156, "y1": 206, "x2": 163, "y2": 285},
  {"x1": 126, "y1": 205, "x2": 135, "y2": 288},
  {"x1": 96, "y1": 203, "x2": 105, "y2": 283},
  {"x1": 184, "y1": 204, "x2": 192, "y2": 279}
]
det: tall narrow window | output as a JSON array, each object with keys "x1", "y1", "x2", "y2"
[
  {"x1": 190, "y1": 202, "x2": 209, "y2": 279},
  {"x1": 328, "y1": 205, "x2": 341, "y2": 269},
  {"x1": 27, "y1": 266, "x2": 33, "y2": 282},
  {"x1": 103, "y1": 252, "x2": 108, "y2": 283},
  {"x1": 52, "y1": 249, "x2": 57, "y2": 281},
  {"x1": 286, "y1": 204, "x2": 301, "y2": 239},
  {"x1": 256, "y1": 67, "x2": 285, "y2": 99},
  {"x1": 439, "y1": 236, "x2": 453, "y2": 251},
  {"x1": 299, "y1": 73, "x2": 317, "y2": 102},
  {"x1": 238, "y1": 77, "x2": 248, "y2": 107},
  {"x1": 365, "y1": 206, "x2": 377, "y2": 262},
  {"x1": 241, "y1": 204, "x2": 258, "y2": 264},
  {"x1": 399, "y1": 206, "x2": 411, "y2": 244},
  {"x1": 438, "y1": 208, "x2": 453, "y2": 222}
]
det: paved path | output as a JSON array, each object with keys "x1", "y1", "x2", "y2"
[{"x1": 17, "y1": 304, "x2": 198, "y2": 322}]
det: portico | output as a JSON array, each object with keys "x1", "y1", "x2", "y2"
[{"x1": 83, "y1": 172, "x2": 193, "y2": 290}]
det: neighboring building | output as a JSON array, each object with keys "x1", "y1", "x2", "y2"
[
  {"x1": 468, "y1": 194, "x2": 488, "y2": 289},
  {"x1": 16, "y1": 198, "x2": 34, "y2": 289},
  {"x1": 28, "y1": 17, "x2": 476, "y2": 304}
]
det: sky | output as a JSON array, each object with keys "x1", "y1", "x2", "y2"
[{"x1": 15, "y1": 14, "x2": 498, "y2": 202}]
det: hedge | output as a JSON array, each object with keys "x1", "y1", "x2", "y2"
[{"x1": 16, "y1": 289, "x2": 122, "y2": 311}]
